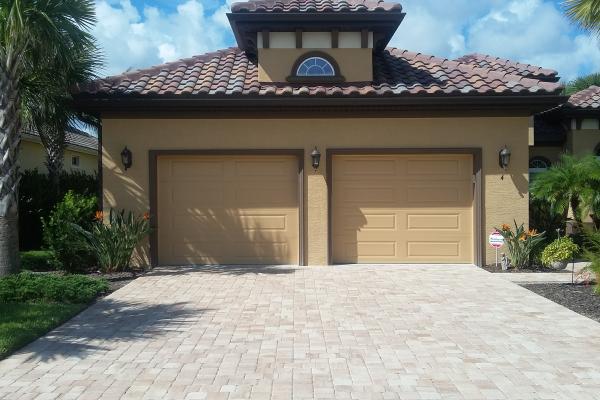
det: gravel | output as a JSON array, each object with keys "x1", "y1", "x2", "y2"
[{"x1": 522, "y1": 283, "x2": 600, "y2": 323}]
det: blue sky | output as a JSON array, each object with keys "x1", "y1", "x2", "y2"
[{"x1": 94, "y1": 0, "x2": 600, "y2": 81}]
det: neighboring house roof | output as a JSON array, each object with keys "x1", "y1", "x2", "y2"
[
  {"x1": 230, "y1": 0, "x2": 402, "y2": 13},
  {"x1": 567, "y1": 85, "x2": 600, "y2": 110},
  {"x1": 75, "y1": 47, "x2": 562, "y2": 99},
  {"x1": 454, "y1": 54, "x2": 559, "y2": 83},
  {"x1": 23, "y1": 127, "x2": 98, "y2": 153}
]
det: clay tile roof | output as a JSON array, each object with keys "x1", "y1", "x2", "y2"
[
  {"x1": 454, "y1": 53, "x2": 559, "y2": 82},
  {"x1": 230, "y1": 0, "x2": 402, "y2": 13},
  {"x1": 567, "y1": 86, "x2": 600, "y2": 109},
  {"x1": 75, "y1": 47, "x2": 563, "y2": 99}
]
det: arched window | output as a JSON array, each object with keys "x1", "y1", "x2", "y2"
[
  {"x1": 287, "y1": 52, "x2": 344, "y2": 83},
  {"x1": 529, "y1": 156, "x2": 551, "y2": 183},
  {"x1": 296, "y1": 57, "x2": 335, "y2": 77},
  {"x1": 529, "y1": 156, "x2": 551, "y2": 174}
]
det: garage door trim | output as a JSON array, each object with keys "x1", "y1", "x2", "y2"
[
  {"x1": 149, "y1": 149, "x2": 305, "y2": 267},
  {"x1": 326, "y1": 148, "x2": 483, "y2": 266}
]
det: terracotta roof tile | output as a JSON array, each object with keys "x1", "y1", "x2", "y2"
[
  {"x1": 567, "y1": 86, "x2": 600, "y2": 110},
  {"x1": 230, "y1": 0, "x2": 402, "y2": 13},
  {"x1": 75, "y1": 47, "x2": 563, "y2": 99},
  {"x1": 454, "y1": 53, "x2": 559, "y2": 82}
]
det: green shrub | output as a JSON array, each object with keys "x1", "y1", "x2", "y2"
[
  {"x1": 0, "y1": 272, "x2": 108, "y2": 304},
  {"x1": 42, "y1": 191, "x2": 97, "y2": 272},
  {"x1": 496, "y1": 222, "x2": 546, "y2": 269},
  {"x1": 74, "y1": 209, "x2": 150, "y2": 273},
  {"x1": 19, "y1": 169, "x2": 99, "y2": 250},
  {"x1": 19, "y1": 251, "x2": 60, "y2": 271},
  {"x1": 583, "y1": 230, "x2": 600, "y2": 294},
  {"x1": 540, "y1": 237, "x2": 579, "y2": 266}
]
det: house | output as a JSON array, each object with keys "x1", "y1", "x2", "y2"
[
  {"x1": 20, "y1": 127, "x2": 98, "y2": 175},
  {"x1": 74, "y1": 0, "x2": 564, "y2": 267},
  {"x1": 530, "y1": 85, "x2": 600, "y2": 175}
]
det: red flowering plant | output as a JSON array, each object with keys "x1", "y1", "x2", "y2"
[
  {"x1": 496, "y1": 221, "x2": 545, "y2": 269},
  {"x1": 73, "y1": 210, "x2": 151, "y2": 273}
]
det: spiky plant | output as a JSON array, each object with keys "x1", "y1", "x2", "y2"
[
  {"x1": 564, "y1": 0, "x2": 600, "y2": 34},
  {"x1": 0, "y1": 0, "x2": 100, "y2": 275},
  {"x1": 530, "y1": 155, "x2": 600, "y2": 227},
  {"x1": 563, "y1": 73, "x2": 600, "y2": 95}
]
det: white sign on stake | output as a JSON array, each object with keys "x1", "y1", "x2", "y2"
[{"x1": 488, "y1": 230, "x2": 505, "y2": 267}]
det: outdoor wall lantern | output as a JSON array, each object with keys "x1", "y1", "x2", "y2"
[
  {"x1": 499, "y1": 145, "x2": 511, "y2": 179},
  {"x1": 121, "y1": 146, "x2": 133, "y2": 171},
  {"x1": 499, "y1": 146, "x2": 511, "y2": 170},
  {"x1": 311, "y1": 147, "x2": 321, "y2": 170}
]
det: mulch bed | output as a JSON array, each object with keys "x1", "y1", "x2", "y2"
[
  {"x1": 87, "y1": 271, "x2": 145, "y2": 293},
  {"x1": 482, "y1": 264, "x2": 571, "y2": 274},
  {"x1": 522, "y1": 283, "x2": 600, "y2": 323}
]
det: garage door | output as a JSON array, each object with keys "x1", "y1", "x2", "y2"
[
  {"x1": 332, "y1": 154, "x2": 474, "y2": 264},
  {"x1": 157, "y1": 155, "x2": 299, "y2": 265}
]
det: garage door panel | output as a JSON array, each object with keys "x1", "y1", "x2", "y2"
[
  {"x1": 158, "y1": 155, "x2": 299, "y2": 265},
  {"x1": 333, "y1": 154, "x2": 474, "y2": 264}
]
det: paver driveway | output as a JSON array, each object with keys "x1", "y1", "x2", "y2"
[{"x1": 1, "y1": 264, "x2": 600, "y2": 400}]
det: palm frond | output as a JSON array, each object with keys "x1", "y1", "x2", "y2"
[{"x1": 564, "y1": 0, "x2": 600, "y2": 34}]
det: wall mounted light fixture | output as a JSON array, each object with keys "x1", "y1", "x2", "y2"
[
  {"x1": 311, "y1": 147, "x2": 321, "y2": 170},
  {"x1": 121, "y1": 146, "x2": 133, "y2": 171},
  {"x1": 499, "y1": 145, "x2": 511, "y2": 179}
]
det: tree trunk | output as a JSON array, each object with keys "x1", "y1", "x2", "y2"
[
  {"x1": 43, "y1": 127, "x2": 65, "y2": 203},
  {"x1": 570, "y1": 195, "x2": 584, "y2": 230},
  {"x1": 0, "y1": 58, "x2": 22, "y2": 276}
]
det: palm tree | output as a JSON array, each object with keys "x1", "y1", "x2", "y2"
[
  {"x1": 564, "y1": 73, "x2": 600, "y2": 95},
  {"x1": 531, "y1": 155, "x2": 600, "y2": 226},
  {"x1": 0, "y1": 0, "x2": 99, "y2": 275},
  {"x1": 564, "y1": 0, "x2": 600, "y2": 33}
]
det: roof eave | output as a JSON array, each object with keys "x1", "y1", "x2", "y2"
[{"x1": 74, "y1": 93, "x2": 566, "y2": 117}]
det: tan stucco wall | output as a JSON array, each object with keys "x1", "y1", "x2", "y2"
[
  {"x1": 258, "y1": 48, "x2": 373, "y2": 82},
  {"x1": 20, "y1": 140, "x2": 97, "y2": 174},
  {"x1": 102, "y1": 117, "x2": 530, "y2": 267},
  {"x1": 529, "y1": 146, "x2": 564, "y2": 164},
  {"x1": 568, "y1": 129, "x2": 600, "y2": 157}
]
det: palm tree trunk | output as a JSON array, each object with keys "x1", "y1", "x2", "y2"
[
  {"x1": 571, "y1": 195, "x2": 584, "y2": 229},
  {"x1": 43, "y1": 130, "x2": 65, "y2": 202},
  {"x1": 0, "y1": 58, "x2": 22, "y2": 276}
]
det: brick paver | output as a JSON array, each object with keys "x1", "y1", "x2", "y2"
[{"x1": 1, "y1": 264, "x2": 600, "y2": 400}]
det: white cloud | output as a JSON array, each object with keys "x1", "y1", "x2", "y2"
[
  {"x1": 93, "y1": 0, "x2": 600, "y2": 81},
  {"x1": 393, "y1": 0, "x2": 600, "y2": 81},
  {"x1": 93, "y1": 0, "x2": 233, "y2": 76}
]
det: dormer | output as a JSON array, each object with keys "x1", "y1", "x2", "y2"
[{"x1": 227, "y1": 0, "x2": 405, "y2": 83}]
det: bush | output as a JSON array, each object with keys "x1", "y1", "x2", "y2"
[
  {"x1": 0, "y1": 272, "x2": 108, "y2": 304},
  {"x1": 497, "y1": 221, "x2": 546, "y2": 269},
  {"x1": 75, "y1": 209, "x2": 150, "y2": 273},
  {"x1": 540, "y1": 237, "x2": 579, "y2": 266},
  {"x1": 19, "y1": 169, "x2": 98, "y2": 250},
  {"x1": 20, "y1": 251, "x2": 60, "y2": 271},
  {"x1": 42, "y1": 191, "x2": 97, "y2": 272}
]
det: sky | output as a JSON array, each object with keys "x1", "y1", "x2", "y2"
[{"x1": 94, "y1": 0, "x2": 600, "y2": 82}]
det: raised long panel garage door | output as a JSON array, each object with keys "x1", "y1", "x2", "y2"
[
  {"x1": 157, "y1": 155, "x2": 299, "y2": 265},
  {"x1": 332, "y1": 154, "x2": 474, "y2": 264}
]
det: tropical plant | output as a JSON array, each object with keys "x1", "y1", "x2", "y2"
[
  {"x1": 0, "y1": 0, "x2": 100, "y2": 276},
  {"x1": 19, "y1": 169, "x2": 98, "y2": 250},
  {"x1": 497, "y1": 222, "x2": 546, "y2": 269},
  {"x1": 42, "y1": 191, "x2": 97, "y2": 272},
  {"x1": 74, "y1": 210, "x2": 150, "y2": 273},
  {"x1": 564, "y1": 73, "x2": 600, "y2": 95},
  {"x1": 564, "y1": 0, "x2": 600, "y2": 34},
  {"x1": 530, "y1": 155, "x2": 600, "y2": 227},
  {"x1": 583, "y1": 229, "x2": 600, "y2": 294},
  {"x1": 540, "y1": 237, "x2": 580, "y2": 265}
]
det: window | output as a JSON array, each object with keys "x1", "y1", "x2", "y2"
[
  {"x1": 529, "y1": 156, "x2": 551, "y2": 182},
  {"x1": 71, "y1": 156, "x2": 80, "y2": 167},
  {"x1": 296, "y1": 57, "x2": 335, "y2": 77},
  {"x1": 287, "y1": 52, "x2": 344, "y2": 83}
]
